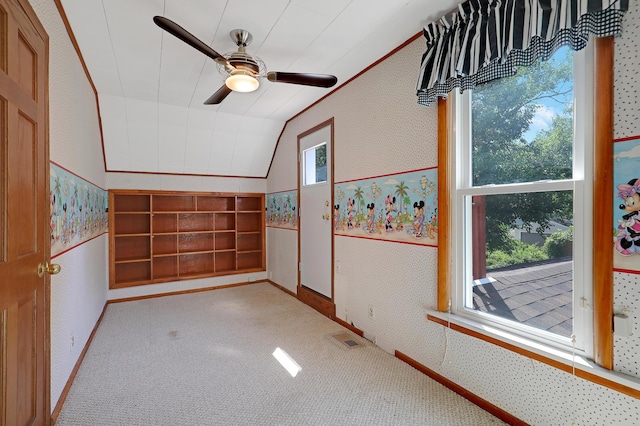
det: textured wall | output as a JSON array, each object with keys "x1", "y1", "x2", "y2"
[
  {"x1": 614, "y1": 272, "x2": 640, "y2": 377},
  {"x1": 27, "y1": 0, "x2": 109, "y2": 411},
  {"x1": 267, "y1": 38, "x2": 437, "y2": 294},
  {"x1": 614, "y1": 3, "x2": 640, "y2": 141},
  {"x1": 613, "y1": 1, "x2": 640, "y2": 377},
  {"x1": 106, "y1": 171, "x2": 266, "y2": 194},
  {"x1": 267, "y1": 15, "x2": 640, "y2": 426},
  {"x1": 266, "y1": 228, "x2": 298, "y2": 294}
]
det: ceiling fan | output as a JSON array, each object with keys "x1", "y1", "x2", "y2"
[{"x1": 153, "y1": 16, "x2": 338, "y2": 105}]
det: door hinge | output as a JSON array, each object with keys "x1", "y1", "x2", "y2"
[{"x1": 298, "y1": 262, "x2": 302, "y2": 271}]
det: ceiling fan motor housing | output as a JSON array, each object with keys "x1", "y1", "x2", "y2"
[{"x1": 228, "y1": 50, "x2": 260, "y2": 76}]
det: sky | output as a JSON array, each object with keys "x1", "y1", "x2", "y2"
[{"x1": 521, "y1": 46, "x2": 573, "y2": 143}]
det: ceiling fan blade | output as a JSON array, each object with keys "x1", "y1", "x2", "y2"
[
  {"x1": 267, "y1": 72, "x2": 337, "y2": 88},
  {"x1": 153, "y1": 16, "x2": 225, "y2": 62},
  {"x1": 204, "y1": 85, "x2": 232, "y2": 105}
]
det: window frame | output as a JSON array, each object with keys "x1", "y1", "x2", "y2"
[
  {"x1": 440, "y1": 41, "x2": 612, "y2": 361},
  {"x1": 451, "y1": 44, "x2": 593, "y2": 355}
]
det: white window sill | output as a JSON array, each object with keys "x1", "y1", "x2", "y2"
[{"x1": 425, "y1": 309, "x2": 640, "y2": 398}]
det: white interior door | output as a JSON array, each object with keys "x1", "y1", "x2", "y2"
[{"x1": 299, "y1": 123, "x2": 332, "y2": 298}]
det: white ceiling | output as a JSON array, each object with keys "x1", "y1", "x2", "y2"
[{"x1": 60, "y1": 0, "x2": 459, "y2": 177}]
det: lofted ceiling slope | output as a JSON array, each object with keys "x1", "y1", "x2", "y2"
[{"x1": 59, "y1": 0, "x2": 459, "y2": 177}]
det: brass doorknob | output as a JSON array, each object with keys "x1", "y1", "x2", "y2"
[{"x1": 38, "y1": 262, "x2": 61, "y2": 277}]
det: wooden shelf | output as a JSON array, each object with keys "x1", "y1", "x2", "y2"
[
  {"x1": 153, "y1": 234, "x2": 176, "y2": 255},
  {"x1": 237, "y1": 251, "x2": 262, "y2": 270},
  {"x1": 197, "y1": 196, "x2": 235, "y2": 211},
  {"x1": 237, "y1": 196, "x2": 261, "y2": 211},
  {"x1": 215, "y1": 232, "x2": 235, "y2": 251},
  {"x1": 114, "y1": 261, "x2": 151, "y2": 284},
  {"x1": 179, "y1": 233, "x2": 214, "y2": 252},
  {"x1": 153, "y1": 195, "x2": 196, "y2": 212},
  {"x1": 114, "y1": 235, "x2": 150, "y2": 262},
  {"x1": 109, "y1": 190, "x2": 265, "y2": 289},
  {"x1": 115, "y1": 211, "x2": 150, "y2": 215},
  {"x1": 114, "y1": 213, "x2": 150, "y2": 235},
  {"x1": 237, "y1": 232, "x2": 262, "y2": 252},
  {"x1": 115, "y1": 257, "x2": 151, "y2": 264},
  {"x1": 153, "y1": 256, "x2": 178, "y2": 280},
  {"x1": 237, "y1": 212, "x2": 261, "y2": 232},
  {"x1": 114, "y1": 194, "x2": 149, "y2": 212},
  {"x1": 153, "y1": 213, "x2": 177, "y2": 233}
]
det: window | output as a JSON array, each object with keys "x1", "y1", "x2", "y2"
[
  {"x1": 451, "y1": 45, "x2": 594, "y2": 354},
  {"x1": 303, "y1": 142, "x2": 327, "y2": 186}
]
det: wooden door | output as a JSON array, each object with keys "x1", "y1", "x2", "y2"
[
  {"x1": 0, "y1": 0, "x2": 49, "y2": 424},
  {"x1": 298, "y1": 119, "x2": 335, "y2": 317}
]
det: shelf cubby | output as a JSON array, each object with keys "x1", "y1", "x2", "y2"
[
  {"x1": 237, "y1": 232, "x2": 262, "y2": 252},
  {"x1": 153, "y1": 256, "x2": 178, "y2": 280},
  {"x1": 114, "y1": 261, "x2": 151, "y2": 285},
  {"x1": 179, "y1": 213, "x2": 213, "y2": 232},
  {"x1": 215, "y1": 213, "x2": 235, "y2": 231},
  {"x1": 198, "y1": 196, "x2": 235, "y2": 211},
  {"x1": 215, "y1": 232, "x2": 236, "y2": 251},
  {"x1": 237, "y1": 252, "x2": 262, "y2": 270},
  {"x1": 115, "y1": 235, "x2": 150, "y2": 262},
  {"x1": 179, "y1": 233, "x2": 214, "y2": 253},
  {"x1": 237, "y1": 212, "x2": 261, "y2": 232},
  {"x1": 237, "y1": 196, "x2": 261, "y2": 211},
  {"x1": 153, "y1": 214, "x2": 177, "y2": 233},
  {"x1": 153, "y1": 195, "x2": 195, "y2": 212},
  {"x1": 114, "y1": 194, "x2": 149, "y2": 212},
  {"x1": 153, "y1": 234, "x2": 177, "y2": 256},
  {"x1": 180, "y1": 252, "x2": 214, "y2": 276},
  {"x1": 114, "y1": 213, "x2": 150, "y2": 235},
  {"x1": 215, "y1": 251, "x2": 236, "y2": 273}
]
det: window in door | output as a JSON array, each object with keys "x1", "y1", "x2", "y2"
[{"x1": 303, "y1": 142, "x2": 327, "y2": 186}]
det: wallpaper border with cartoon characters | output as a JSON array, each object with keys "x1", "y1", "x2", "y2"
[
  {"x1": 334, "y1": 167, "x2": 438, "y2": 247},
  {"x1": 613, "y1": 136, "x2": 640, "y2": 273},
  {"x1": 612, "y1": 136, "x2": 640, "y2": 274},
  {"x1": 50, "y1": 162, "x2": 108, "y2": 258},
  {"x1": 266, "y1": 189, "x2": 298, "y2": 230}
]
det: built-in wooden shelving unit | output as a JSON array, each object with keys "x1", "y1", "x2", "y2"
[{"x1": 108, "y1": 190, "x2": 265, "y2": 289}]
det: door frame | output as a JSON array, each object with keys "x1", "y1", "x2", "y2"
[{"x1": 297, "y1": 118, "x2": 335, "y2": 318}]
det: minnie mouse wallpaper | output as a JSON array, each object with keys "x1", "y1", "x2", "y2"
[
  {"x1": 615, "y1": 178, "x2": 640, "y2": 256},
  {"x1": 613, "y1": 137, "x2": 640, "y2": 271}
]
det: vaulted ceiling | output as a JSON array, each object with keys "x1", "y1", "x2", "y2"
[{"x1": 60, "y1": 0, "x2": 459, "y2": 177}]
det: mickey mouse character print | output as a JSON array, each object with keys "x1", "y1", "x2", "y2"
[{"x1": 616, "y1": 178, "x2": 640, "y2": 255}]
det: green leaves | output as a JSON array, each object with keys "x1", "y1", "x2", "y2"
[{"x1": 471, "y1": 50, "x2": 574, "y2": 252}]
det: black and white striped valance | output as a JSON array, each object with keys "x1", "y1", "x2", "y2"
[{"x1": 416, "y1": 0, "x2": 628, "y2": 108}]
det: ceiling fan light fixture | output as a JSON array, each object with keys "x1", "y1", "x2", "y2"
[{"x1": 225, "y1": 72, "x2": 259, "y2": 93}]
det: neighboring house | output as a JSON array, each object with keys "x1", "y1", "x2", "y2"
[{"x1": 510, "y1": 219, "x2": 571, "y2": 247}]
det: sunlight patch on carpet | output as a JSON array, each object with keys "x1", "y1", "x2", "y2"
[{"x1": 273, "y1": 347, "x2": 302, "y2": 377}]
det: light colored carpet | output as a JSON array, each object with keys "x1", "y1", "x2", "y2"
[{"x1": 56, "y1": 283, "x2": 506, "y2": 425}]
